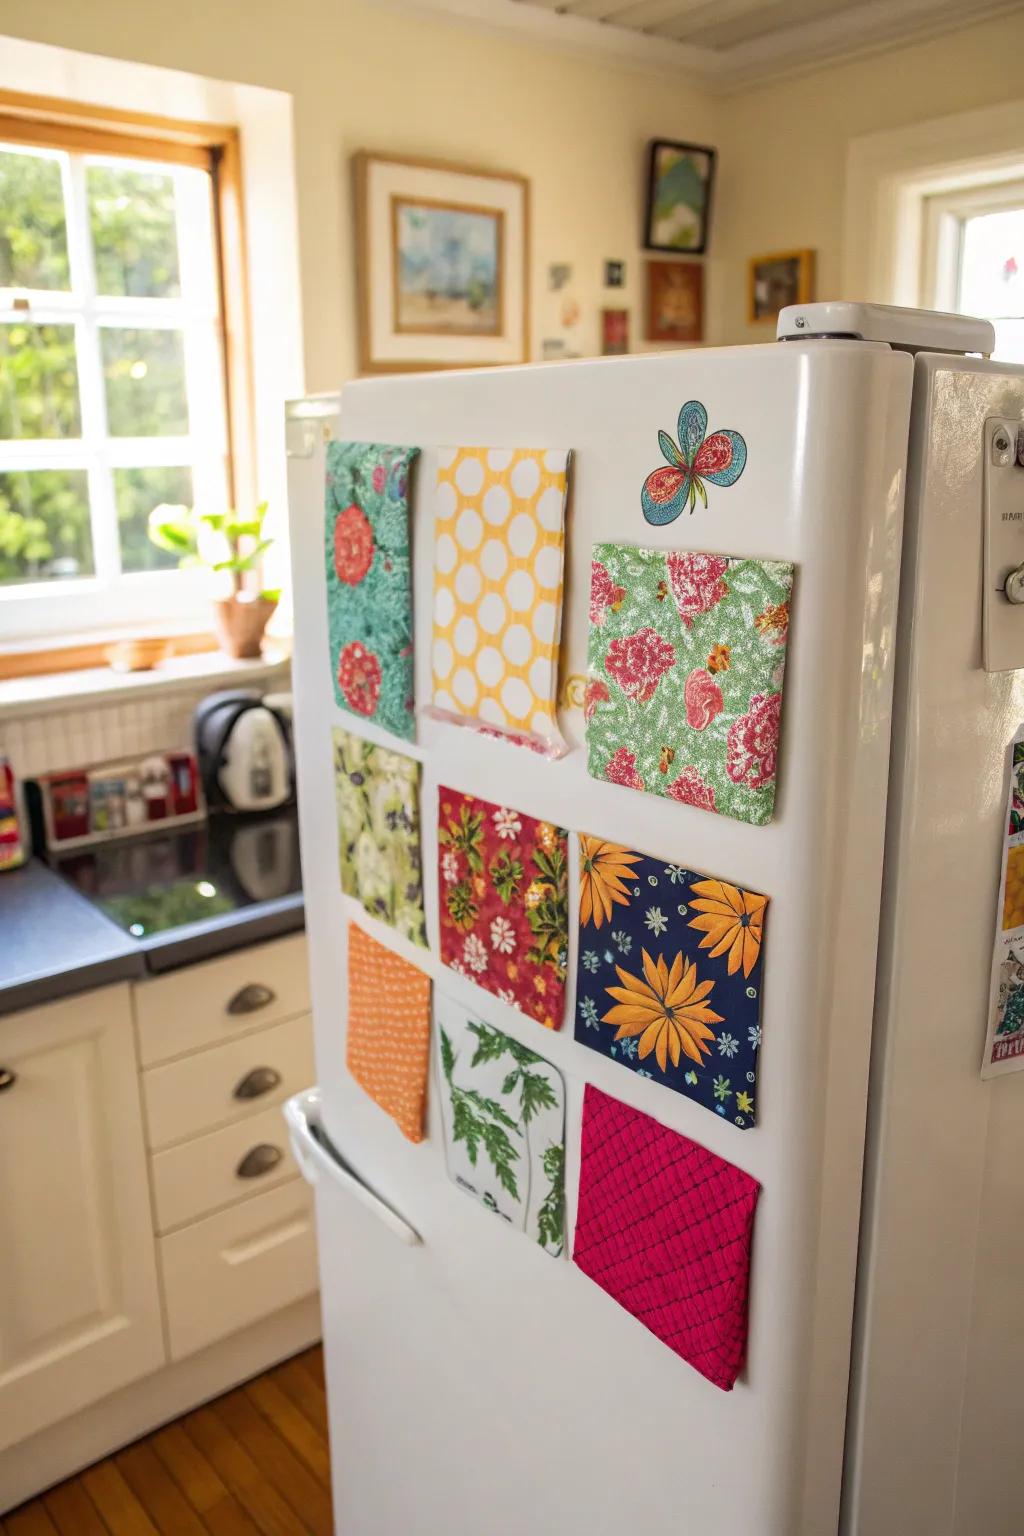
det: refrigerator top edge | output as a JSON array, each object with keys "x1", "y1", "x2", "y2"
[{"x1": 777, "y1": 300, "x2": 995, "y2": 356}]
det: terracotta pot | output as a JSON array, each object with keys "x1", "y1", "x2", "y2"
[{"x1": 211, "y1": 595, "x2": 278, "y2": 660}]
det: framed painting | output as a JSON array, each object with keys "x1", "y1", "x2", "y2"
[
  {"x1": 748, "y1": 249, "x2": 815, "y2": 323},
  {"x1": 644, "y1": 140, "x2": 716, "y2": 256},
  {"x1": 354, "y1": 152, "x2": 529, "y2": 373},
  {"x1": 601, "y1": 307, "x2": 630, "y2": 355},
  {"x1": 645, "y1": 259, "x2": 703, "y2": 343}
]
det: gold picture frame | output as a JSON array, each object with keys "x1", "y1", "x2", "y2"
[
  {"x1": 355, "y1": 152, "x2": 530, "y2": 373},
  {"x1": 748, "y1": 249, "x2": 815, "y2": 323}
]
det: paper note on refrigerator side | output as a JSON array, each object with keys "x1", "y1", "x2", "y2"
[{"x1": 982, "y1": 724, "x2": 1024, "y2": 1077}]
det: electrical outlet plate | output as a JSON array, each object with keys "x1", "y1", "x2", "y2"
[{"x1": 983, "y1": 416, "x2": 1024, "y2": 673}]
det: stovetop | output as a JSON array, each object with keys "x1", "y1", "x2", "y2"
[{"x1": 53, "y1": 808, "x2": 302, "y2": 939}]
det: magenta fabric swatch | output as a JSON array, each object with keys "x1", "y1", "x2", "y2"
[{"x1": 572, "y1": 1084, "x2": 760, "y2": 1390}]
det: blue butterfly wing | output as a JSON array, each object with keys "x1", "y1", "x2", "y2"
[{"x1": 677, "y1": 401, "x2": 708, "y2": 462}]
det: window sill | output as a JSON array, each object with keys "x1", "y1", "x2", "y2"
[{"x1": 0, "y1": 646, "x2": 291, "y2": 721}]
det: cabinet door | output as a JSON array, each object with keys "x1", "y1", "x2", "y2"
[{"x1": 0, "y1": 985, "x2": 164, "y2": 1450}]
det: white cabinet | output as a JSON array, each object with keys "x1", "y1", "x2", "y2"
[
  {"x1": 134, "y1": 934, "x2": 319, "y2": 1362},
  {"x1": 0, "y1": 985, "x2": 164, "y2": 1452}
]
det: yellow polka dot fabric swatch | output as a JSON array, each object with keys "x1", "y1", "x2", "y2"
[
  {"x1": 346, "y1": 923, "x2": 432, "y2": 1143},
  {"x1": 430, "y1": 446, "x2": 571, "y2": 756}
]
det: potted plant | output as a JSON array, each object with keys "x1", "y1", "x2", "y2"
[{"x1": 148, "y1": 501, "x2": 281, "y2": 660}]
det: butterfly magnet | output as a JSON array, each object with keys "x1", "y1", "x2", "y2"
[{"x1": 641, "y1": 400, "x2": 747, "y2": 525}]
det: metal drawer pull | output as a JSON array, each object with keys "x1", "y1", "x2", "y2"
[
  {"x1": 227, "y1": 983, "x2": 276, "y2": 1016},
  {"x1": 233, "y1": 1065, "x2": 283, "y2": 1101},
  {"x1": 0, "y1": 1068, "x2": 16, "y2": 1092},
  {"x1": 236, "y1": 1143, "x2": 284, "y2": 1179}
]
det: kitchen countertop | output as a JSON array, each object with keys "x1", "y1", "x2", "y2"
[{"x1": 0, "y1": 857, "x2": 305, "y2": 1018}]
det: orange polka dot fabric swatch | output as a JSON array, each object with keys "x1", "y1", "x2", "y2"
[
  {"x1": 429, "y1": 446, "x2": 572, "y2": 757},
  {"x1": 346, "y1": 923, "x2": 432, "y2": 1143}
]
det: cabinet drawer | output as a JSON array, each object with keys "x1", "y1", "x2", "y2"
[
  {"x1": 158, "y1": 1180, "x2": 317, "y2": 1361},
  {"x1": 151, "y1": 1103, "x2": 300, "y2": 1232},
  {"x1": 135, "y1": 934, "x2": 310, "y2": 1067},
  {"x1": 142, "y1": 1013, "x2": 315, "y2": 1150}
]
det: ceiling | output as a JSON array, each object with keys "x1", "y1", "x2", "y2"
[{"x1": 394, "y1": 0, "x2": 1020, "y2": 87}]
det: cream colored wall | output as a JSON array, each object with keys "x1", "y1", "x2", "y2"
[
  {"x1": 711, "y1": 11, "x2": 1024, "y2": 345},
  {"x1": 3, "y1": 0, "x2": 1024, "y2": 382},
  {"x1": 0, "y1": 0, "x2": 716, "y2": 389}
]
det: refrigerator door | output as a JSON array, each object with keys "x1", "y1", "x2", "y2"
[
  {"x1": 287, "y1": 341, "x2": 913, "y2": 1536},
  {"x1": 842, "y1": 353, "x2": 1024, "y2": 1536}
]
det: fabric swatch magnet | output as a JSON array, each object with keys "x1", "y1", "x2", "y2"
[
  {"x1": 430, "y1": 447, "x2": 571, "y2": 756},
  {"x1": 334, "y1": 727, "x2": 427, "y2": 947},
  {"x1": 435, "y1": 995, "x2": 566, "y2": 1255},
  {"x1": 347, "y1": 923, "x2": 431, "y2": 1142},
  {"x1": 585, "y1": 543, "x2": 794, "y2": 826},
  {"x1": 437, "y1": 787, "x2": 569, "y2": 1029},
  {"x1": 575, "y1": 837, "x2": 766, "y2": 1128},
  {"x1": 573, "y1": 1084, "x2": 760, "y2": 1391},
  {"x1": 325, "y1": 440, "x2": 419, "y2": 740}
]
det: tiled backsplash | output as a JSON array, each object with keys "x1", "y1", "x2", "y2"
[{"x1": 0, "y1": 658, "x2": 291, "y2": 781}]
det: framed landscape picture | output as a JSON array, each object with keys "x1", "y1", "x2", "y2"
[
  {"x1": 644, "y1": 140, "x2": 716, "y2": 255},
  {"x1": 645, "y1": 259, "x2": 703, "y2": 343},
  {"x1": 748, "y1": 249, "x2": 815, "y2": 322},
  {"x1": 354, "y1": 153, "x2": 529, "y2": 372}
]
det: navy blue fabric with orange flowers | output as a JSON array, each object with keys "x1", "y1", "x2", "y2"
[
  {"x1": 573, "y1": 836, "x2": 767, "y2": 1129},
  {"x1": 324, "y1": 440, "x2": 419, "y2": 741}
]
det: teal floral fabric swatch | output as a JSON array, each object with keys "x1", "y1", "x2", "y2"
[
  {"x1": 333, "y1": 727, "x2": 426, "y2": 947},
  {"x1": 585, "y1": 544, "x2": 795, "y2": 827},
  {"x1": 325, "y1": 440, "x2": 419, "y2": 740}
]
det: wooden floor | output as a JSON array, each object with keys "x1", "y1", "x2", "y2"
[{"x1": 1, "y1": 1347, "x2": 334, "y2": 1536}]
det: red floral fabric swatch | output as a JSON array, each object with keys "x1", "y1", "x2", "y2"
[
  {"x1": 573, "y1": 1084, "x2": 761, "y2": 1390},
  {"x1": 437, "y1": 788, "x2": 569, "y2": 1029}
]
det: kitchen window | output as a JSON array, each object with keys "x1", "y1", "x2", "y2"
[
  {"x1": 0, "y1": 104, "x2": 250, "y2": 646},
  {"x1": 921, "y1": 179, "x2": 1024, "y2": 364}
]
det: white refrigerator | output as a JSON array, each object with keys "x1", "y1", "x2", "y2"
[{"x1": 283, "y1": 302, "x2": 1024, "y2": 1536}]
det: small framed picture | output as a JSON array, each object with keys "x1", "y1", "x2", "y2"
[
  {"x1": 354, "y1": 152, "x2": 529, "y2": 372},
  {"x1": 644, "y1": 140, "x2": 716, "y2": 255},
  {"x1": 604, "y1": 259, "x2": 625, "y2": 288},
  {"x1": 748, "y1": 250, "x2": 815, "y2": 323},
  {"x1": 645, "y1": 260, "x2": 703, "y2": 344},
  {"x1": 601, "y1": 308, "x2": 629, "y2": 355}
]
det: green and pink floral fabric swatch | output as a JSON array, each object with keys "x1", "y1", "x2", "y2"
[
  {"x1": 333, "y1": 727, "x2": 427, "y2": 947},
  {"x1": 325, "y1": 440, "x2": 419, "y2": 740},
  {"x1": 585, "y1": 544, "x2": 795, "y2": 827}
]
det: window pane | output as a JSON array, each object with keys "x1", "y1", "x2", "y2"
[
  {"x1": 958, "y1": 208, "x2": 1024, "y2": 318},
  {"x1": 101, "y1": 327, "x2": 188, "y2": 436},
  {"x1": 87, "y1": 163, "x2": 181, "y2": 298},
  {"x1": 115, "y1": 465, "x2": 194, "y2": 573},
  {"x1": 0, "y1": 147, "x2": 70, "y2": 291},
  {"x1": 0, "y1": 469, "x2": 93, "y2": 585},
  {"x1": 0, "y1": 323, "x2": 81, "y2": 439}
]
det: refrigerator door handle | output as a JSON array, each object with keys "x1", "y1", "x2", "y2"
[{"x1": 282, "y1": 1087, "x2": 422, "y2": 1246}]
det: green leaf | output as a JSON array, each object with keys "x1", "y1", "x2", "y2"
[
  {"x1": 439, "y1": 1027, "x2": 456, "y2": 1084},
  {"x1": 518, "y1": 1069, "x2": 557, "y2": 1125},
  {"x1": 536, "y1": 1142, "x2": 565, "y2": 1253},
  {"x1": 467, "y1": 1021, "x2": 511, "y2": 1067}
]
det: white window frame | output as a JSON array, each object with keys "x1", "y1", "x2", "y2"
[
  {"x1": 843, "y1": 98, "x2": 1024, "y2": 311},
  {"x1": 0, "y1": 138, "x2": 231, "y2": 641},
  {"x1": 921, "y1": 178, "x2": 1024, "y2": 316}
]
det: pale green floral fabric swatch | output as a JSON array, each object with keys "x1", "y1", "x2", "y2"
[
  {"x1": 333, "y1": 727, "x2": 426, "y2": 946},
  {"x1": 585, "y1": 543, "x2": 795, "y2": 827}
]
